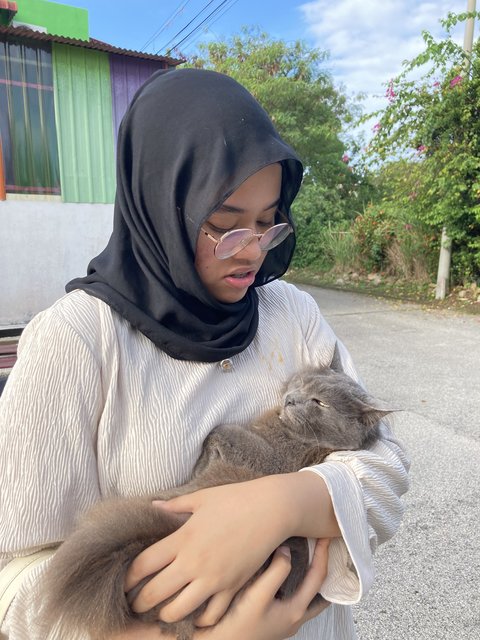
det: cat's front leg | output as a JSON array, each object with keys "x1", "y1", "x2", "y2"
[
  {"x1": 192, "y1": 424, "x2": 272, "y2": 478},
  {"x1": 152, "y1": 426, "x2": 271, "y2": 500}
]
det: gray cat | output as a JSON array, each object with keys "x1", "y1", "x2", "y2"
[{"x1": 43, "y1": 367, "x2": 391, "y2": 640}]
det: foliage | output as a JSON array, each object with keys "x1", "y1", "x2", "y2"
[
  {"x1": 362, "y1": 11, "x2": 480, "y2": 284},
  {"x1": 352, "y1": 204, "x2": 394, "y2": 271},
  {"x1": 183, "y1": 21, "x2": 480, "y2": 283},
  {"x1": 318, "y1": 225, "x2": 359, "y2": 273},
  {"x1": 352, "y1": 201, "x2": 435, "y2": 279}
]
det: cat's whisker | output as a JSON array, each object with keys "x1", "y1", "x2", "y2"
[{"x1": 303, "y1": 419, "x2": 322, "y2": 447}]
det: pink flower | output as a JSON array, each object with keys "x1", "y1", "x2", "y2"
[
  {"x1": 433, "y1": 80, "x2": 441, "y2": 89},
  {"x1": 373, "y1": 123, "x2": 381, "y2": 132},
  {"x1": 417, "y1": 145, "x2": 427, "y2": 154},
  {"x1": 386, "y1": 80, "x2": 396, "y2": 102},
  {"x1": 450, "y1": 75, "x2": 462, "y2": 88},
  {"x1": 342, "y1": 154, "x2": 350, "y2": 163}
]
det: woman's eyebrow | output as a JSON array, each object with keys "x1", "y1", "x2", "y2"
[{"x1": 218, "y1": 197, "x2": 281, "y2": 214}]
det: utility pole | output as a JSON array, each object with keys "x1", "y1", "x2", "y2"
[
  {"x1": 464, "y1": 0, "x2": 477, "y2": 56},
  {"x1": 435, "y1": 0, "x2": 477, "y2": 299}
]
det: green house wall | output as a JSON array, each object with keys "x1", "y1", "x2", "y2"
[
  {"x1": 53, "y1": 43, "x2": 115, "y2": 203},
  {"x1": 14, "y1": 0, "x2": 89, "y2": 40}
]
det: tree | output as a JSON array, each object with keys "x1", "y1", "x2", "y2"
[{"x1": 363, "y1": 11, "x2": 480, "y2": 284}]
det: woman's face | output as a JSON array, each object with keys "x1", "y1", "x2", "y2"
[{"x1": 195, "y1": 163, "x2": 283, "y2": 303}]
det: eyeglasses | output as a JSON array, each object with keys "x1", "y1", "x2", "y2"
[{"x1": 201, "y1": 223, "x2": 293, "y2": 260}]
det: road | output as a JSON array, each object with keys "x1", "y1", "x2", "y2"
[{"x1": 298, "y1": 285, "x2": 480, "y2": 640}]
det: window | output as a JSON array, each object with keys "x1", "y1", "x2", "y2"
[{"x1": 0, "y1": 35, "x2": 60, "y2": 196}]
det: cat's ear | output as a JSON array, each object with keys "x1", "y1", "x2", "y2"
[{"x1": 358, "y1": 399, "x2": 395, "y2": 431}]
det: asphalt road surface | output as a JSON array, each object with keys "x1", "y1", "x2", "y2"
[{"x1": 298, "y1": 284, "x2": 480, "y2": 640}]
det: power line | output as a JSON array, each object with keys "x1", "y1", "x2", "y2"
[
  {"x1": 166, "y1": 3, "x2": 230, "y2": 54},
  {"x1": 180, "y1": 0, "x2": 241, "y2": 55},
  {"x1": 155, "y1": 0, "x2": 221, "y2": 54},
  {"x1": 159, "y1": 0, "x2": 238, "y2": 56},
  {"x1": 140, "y1": 1, "x2": 194, "y2": 52},
  {"x1": 204, "y1": 0, "x2": 241, "y2": 30}
]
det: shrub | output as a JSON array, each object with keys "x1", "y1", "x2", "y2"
[
  {"x1": 351, "y1": 205, "x2": 395, "y2": 271},
  {"x1": 361, "y1": 12, "x2": 480, "y2": 284}
]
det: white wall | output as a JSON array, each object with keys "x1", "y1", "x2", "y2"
[{"x1": 0, "y1": 201, "x2": 113, "y2": 327}]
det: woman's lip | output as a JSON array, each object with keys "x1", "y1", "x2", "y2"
[{"x1": 224, "y1": 271, "x2": 256, "y2": 288}]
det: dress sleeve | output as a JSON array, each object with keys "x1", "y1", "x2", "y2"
[
  {"x1": 299, "y1": 293, "x2": 410, "y2": 605},
  {"x1": 0, "y1": 308, "x2": 103, "y2": 638}
]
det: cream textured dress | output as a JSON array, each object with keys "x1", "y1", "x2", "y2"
[{"x1": 0, "y1": 280, "x2": 410, "y2": 639}]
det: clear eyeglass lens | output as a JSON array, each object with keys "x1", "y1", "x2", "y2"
[
  {"x1": 215, "y1": 223, "x2": 292, "y2": 259},
  {"x1": 215, "y1": 228, "x2": 253, "y2": 258},
  {"x1": 259, "y1": 223, "x2": 292, "y2": 250}
]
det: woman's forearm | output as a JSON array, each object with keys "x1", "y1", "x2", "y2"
[{"x1": 264, "y1": 472, "x2": 341, "y2": 540}]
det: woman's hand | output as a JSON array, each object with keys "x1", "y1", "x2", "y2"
[
  {"x1": 125, "y1": 477, "x2": 296, "y2": 623},
  {"x1": 115, "y1": 540, "x2": 330, "y2": 640},
  {"x1": 198, "y1": 539, "x2": 331, "y2": 640},
  {"x1": 125, "y1": 473, "x2": 338, "y2": 626}
]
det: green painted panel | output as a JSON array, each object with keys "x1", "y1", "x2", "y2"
[
  {"x1": 53, "y1": 43, "x2": 115, "y2": 203},
  {"x1": 15, "y1": 1, "x2": 89, "y2": 40}
]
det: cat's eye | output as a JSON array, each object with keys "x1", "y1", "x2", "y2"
[{"x1": 312, "y1": 399, "x2": 330, "y2": 408}]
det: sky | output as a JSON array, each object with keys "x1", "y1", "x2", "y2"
[{"x1": 60, "y1": 0, "x2": 473, "y2": 138}]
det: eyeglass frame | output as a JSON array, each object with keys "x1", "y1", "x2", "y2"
[
  {"x1": 200, "y1": 209, "x2": 294, "y2": 260},
  {"x1": 200, "y1": 222, "x2": 293, "y2": 260}
]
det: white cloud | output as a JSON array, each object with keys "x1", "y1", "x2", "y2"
[{"x1": 299, "y1": 0, "x2": 469, "y2": 130}]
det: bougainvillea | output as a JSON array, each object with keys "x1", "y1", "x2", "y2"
[{"x1": 362, "y1": 11, "x2": 480, "y2": 283}]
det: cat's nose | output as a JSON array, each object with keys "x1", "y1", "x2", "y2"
[{"x1": 284, "y1": 394, "x2": 296, "y2": 406}]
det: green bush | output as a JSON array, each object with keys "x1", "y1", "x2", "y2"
[
  {"x1": 351, "y1": 202, "x2": 436, "y2": 278},
  {"x1": 351, "y1": 205, "x2": 395, "y2": 271},
  {"x1": 319, "y1": 225, "x2": 359, "y2": 273},
  {"x1": 362, "y1": 12, "x2": 480, "y2": 284},
  {"x1": 292, "y1": 199, "x2": 435, "y2": 279}
]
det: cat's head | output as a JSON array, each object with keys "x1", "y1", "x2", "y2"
[{"x1": 279, "y1": 367, "x2": 393, "y2": 450}]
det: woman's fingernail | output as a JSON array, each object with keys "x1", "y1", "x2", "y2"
[
  {"x1": 152, "y1": 500, "x2": 166, "y2": 507},
  {"x1": 278, "y1": 545, "x2": 291, "y2": 558},
  {"x1": 317, "y1": 538, "x2": 331, "y2": 549}
]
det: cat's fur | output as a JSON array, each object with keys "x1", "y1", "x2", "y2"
[{"x1": 43, "y1": 367, "x2": 392, "y2": 640}]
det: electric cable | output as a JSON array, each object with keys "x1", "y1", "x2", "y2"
[
  {"x1": 156, "y1": 0, "x2": 221, "y2": 54},
  {"x1": 140, "y1": 1, "x2": 194, "y2": 52},
  {"x1": 159, "y1": 0, "x2": 239, "y2": 55}
]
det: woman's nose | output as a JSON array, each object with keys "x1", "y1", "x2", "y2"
[{"x1": 234, "y1": 234, "x2": 263, "y2": 260}]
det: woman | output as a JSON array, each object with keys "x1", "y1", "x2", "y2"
[{"x1": 0, "y1": 69, "x2": 409, "y2": 639}]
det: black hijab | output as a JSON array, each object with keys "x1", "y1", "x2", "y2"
[{"x1": 66, "y1": 69, "x2": 303, "y2": 362}]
